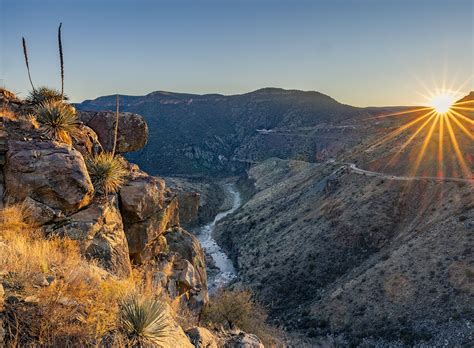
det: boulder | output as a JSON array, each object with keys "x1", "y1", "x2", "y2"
[
  {"x1": 175, "y1": 191, "x2": 200, "y2": 227},
  {"x1": 119, "y1": 174, "x2": 166, "y2": 223},
  {"x1": 166, "y1": 228, "x2": 208, "y2": 310},
  {"x1": 119, "y1": 171, "x2": 179, "y2": 262},
  {"x1": 186, "y1": 327, "x2": 218, "y2": 348},
  {"x1": 51, "y1": 195, "x2": 131, "y2": 277},
  {"x1": 23, "y1": 197, "x2": 64, "y2": 226},
  {"x1": 72, "y1": 124, "x2": 103, "y2": 157},
  {"x1": 224, "y1": 331, "x2": 264, "y2": 348},
  {"x1": 78, "y1": 110, "x2": 148, "y2": 153},
  {"x1": 4, "y1": 140, "x2": 94, "y2": 214}
]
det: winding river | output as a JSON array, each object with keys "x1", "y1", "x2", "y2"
[{"x1": 197, "y1": 183, "x2": 241, "y2": 291}]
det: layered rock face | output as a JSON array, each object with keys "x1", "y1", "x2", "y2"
[{"x1": 51, "y1": 195, "x2": 132, "y2": 277}]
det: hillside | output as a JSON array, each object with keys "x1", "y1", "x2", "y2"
[
  {"x1": 77, "y1": 88, "x2": 372, "y2": 176},
  {"x1": 212, "y1": 93, "x2": 473, "y2": 345},
  {"x1": 214, "y1": 157, "x2": 473, "y2": 345}
]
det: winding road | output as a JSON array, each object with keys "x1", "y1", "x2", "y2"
[{"x1": 345, "y1": 162, "x2": 473, "y2": 184}]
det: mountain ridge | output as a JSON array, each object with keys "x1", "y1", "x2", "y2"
[{"x1": 77, "y1": 88, "x2": 372, "y2": 176}]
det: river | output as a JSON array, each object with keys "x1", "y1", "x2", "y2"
[{"x1": 197, "y1": 183, "x2": 241, "y2": 291}]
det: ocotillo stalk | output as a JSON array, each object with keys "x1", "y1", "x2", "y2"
[
  {"x1": 112, "y1": 94, "x2": 119, "y2": 156},
  {"x1": 58, "y1": 23, "x2": 64, "y2": 99},
  {"x1": 22, "y1": 37, "x2": 35, "y2": 92}
]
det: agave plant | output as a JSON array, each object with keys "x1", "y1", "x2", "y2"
[
  {"x1": 35, "y1": 100, "x2": 78, "y2": 143},
  {"x1": 120, "y1": 294, "x2": 172, "y2": 346},
  {"x1": 26, "y1": 86, "x2": 69, "y2": 105},
  {"x1": 86, "y1": 153, "x2": 128, "y2": 195}
]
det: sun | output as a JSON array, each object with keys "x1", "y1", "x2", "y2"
[{"x1": 430, "y1": 94, "x2": 455, "y2": 114}]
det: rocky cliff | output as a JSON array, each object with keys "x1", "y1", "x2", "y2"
[{"x1": 0, "y1": 89, "x2": 266, "y2": 347}]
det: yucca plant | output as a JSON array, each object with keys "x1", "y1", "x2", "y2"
[
  {"x1": 86, "y1": 153, "x2": 127, "y2": 195},
  {"x1": 58, "y1": 23, "x2": 65, "y2": 99},
  {"x1": 120, "y1": 294, "x2": 172, "y2": 346},
  {"x1": 26, "y1": 86, "x2": 69, "y2": 105},
  {"x1": 22, "y1": 37, "x2": 36, "y2": 92},
  {"x1": 35, "y1": 100, "x2": 78, "y2": 144}
]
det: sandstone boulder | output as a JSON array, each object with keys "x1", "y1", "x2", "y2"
[
  {"x1": 186, "y1": 327, "x2": 218, "y2": 348},
  {"x1": 4, "y1": 140, "x2": 94, "y2": 213},
  {"x1": 51, "y1": 195, "x2": 131, "y2": 277},
  {"x1": 78, "y1": 110, "x2": 148, "y2": 153}
]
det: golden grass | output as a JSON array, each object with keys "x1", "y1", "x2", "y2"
[{"x1": 0, "y1": 205, "x2": 139, "y2": 346}]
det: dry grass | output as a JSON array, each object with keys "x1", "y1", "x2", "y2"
[
  {"x1": 0, "y1": 205, "x2": 139, "y2": 346},
  {"x1": 0, "y1": 106, "x2": 17, "y2": 120}
]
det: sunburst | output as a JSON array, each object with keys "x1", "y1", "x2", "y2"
[{"x1": 366, "y1": 80, "x2": 473, "y2": 180}]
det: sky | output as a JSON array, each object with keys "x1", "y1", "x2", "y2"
[{"x1": 0, "y1": 0, "x2": 472, "y2": 106}]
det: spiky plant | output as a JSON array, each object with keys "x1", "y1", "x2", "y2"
[
  {"x1": 26, "y1": 86, "x2": 69, "y2": 105},
  {"x1": 35, "y1": 100, "x2": 78, "y2": 144},
  {"x1": 86, "y1": 153, "x2": 128, "y2": 195},
  {"x1": 120, "y1": 295, "x2": 172, "y2": 346}
]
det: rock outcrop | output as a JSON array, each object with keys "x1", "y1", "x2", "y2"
[
  {"x1": 4, "y1": 140, "x2": 94, "y2": 213},
  {"x1": 119, "y1": 170, "x2": 179, "y2": 263},
  {"x1": 186, "y1": 327, "x2": 218, "y2": 348},
  {"x1": 78, "y1": 110, "x2": 148, "y2": 153},
  {"x1": 165, "y1": 228, "x2": 208, "y2": 310},
  {"x1": 50, "y1": 195, "x2": 132, "y2": 277}
]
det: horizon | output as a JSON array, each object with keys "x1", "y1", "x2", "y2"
[
  {"x1": 1, "y1": 0, "x2": 473, "y2": 106},
  {"x1": 81, "y1": 86, "x2": 474, "y2": 108}
]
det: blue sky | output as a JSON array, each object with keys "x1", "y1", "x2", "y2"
[{"x1": 1, "y1": 0, "x2": 472, "y2": 106}]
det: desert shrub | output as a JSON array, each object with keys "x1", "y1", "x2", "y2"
[
  {"x1": 26, "y1": 86, "x2": 68, "y2": 105},
  {"x1": 120, "y1": 294, "x2": 172, "y2": 346},
  {"x1": 201, "y1": 289, "x2": 281, "y2": 346},
  {"x1": 0, "y1": 205, "x2": 137, "y2": 346},
  {"x1": 35, "y1": 100, "x2": 78, "y2": 144},
  {"x1": 86, "y1": 152, "x2": 128, "y2": 195}
]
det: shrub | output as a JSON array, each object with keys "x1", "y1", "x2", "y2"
[
  {"x1": 120, "y1": 294, "x2": 172, "y2": 346},
  {"x1": 86, "y1": 153, "x2": 128, "y2": 195},
  {"x1": 35, "y1": 100, "x2": 78, "y2": 143},
  {"x1": 202, "y1": 289, "x2": 281, "y2": 346},
  {"x1": 26, "y1": 86, "x2": 69, "y2": 105}
]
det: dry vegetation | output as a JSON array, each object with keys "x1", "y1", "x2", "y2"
[
  {"x1": 0, "y1": 205, "x2": 171, "y2": 346},
  {"x1": 202, "y1": 289, "x2": 282, "y2": 347}
]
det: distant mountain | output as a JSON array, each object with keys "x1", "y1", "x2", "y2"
[{"x1": 77, "y1": 88, "x2": 372, "y2": 176}]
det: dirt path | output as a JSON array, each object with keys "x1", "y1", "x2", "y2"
[{"x1": 345, "y1": 163, "x2": 473, "y2": 183}]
